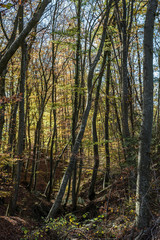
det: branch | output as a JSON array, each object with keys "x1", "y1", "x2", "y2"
[
  {"x1": 0, "y1": 0, "x2": 51, "y2": 75},
  {"x1": 0, "y1": 12, "x2": 9, "y2": 41},
  {"x1": 1, "y1": 8, "x2": 19, "y2": 55}
]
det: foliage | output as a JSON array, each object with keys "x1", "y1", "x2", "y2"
[{"x1": 0, "y1": 0, "x2": 159, "y2": 237}]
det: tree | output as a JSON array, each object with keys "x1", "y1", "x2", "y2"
[
  {"x1": 88, "y1": 49, "x2": 108, "y2": 200},
  {"x1": 8, "y1": 0, "x2": 27, "y2": 215},
  {"x1": 136, "y1": 0, "x2": 158, "y2": 229},
  {"x1": 104, "y1": 46, "x2": 111, "y2": 186},
  {"x1": 72, "y1": 0, "x2": 81, "y2": 210}
]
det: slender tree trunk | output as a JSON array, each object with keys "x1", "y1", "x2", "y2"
[
  {"x1": 128, "y1": 59, "x2": 134, "y2": 137},
  {"x1": 28, "y1": 114, "x2": 42, "y2": 190},
  {"x1": 18, "y1": 10, "x2": 27, "y2": 156},
  {"x1": 121, "y1": 0, "x2": 130, "y2": 163},
  {"x1": 47, "y1": 28, "x2": 57, "y2": 201},
  {"x1": 8, "y1": 101, "x2": 18, "y2": 152},
  {"x1": 136, "y1": 0, "x2": 157, "y2": 229},
  {"x1": 72, "y1": 0, "x2": 81, "y2": 210},
  {"x1": 76, "y1": 146, "x2": 83, "y2": 201},
  {"x1": 24, "y1": 83, "x2": 32, "y2": 181},
  {"x1": 136, "y1": 27, "x2": 143, "y2": 107},
  {"x1": 104, "y1": 49, "x2": 111, "y2": 187},
  {"x1": 89, "y1": 50, "x2": 107, "y2": 200},
  {"x1": 156, "y1": 51, "x2": 160, "y2": 154},
  {"x1": 0, "y1": 69, "x2": 6, "y2": 147},
  {"x1": 64, "y1": 176, "x2": 71, "y2": 207},
  {"x1": 33, "y1": 124, "x2": 41, "y2": 191}
]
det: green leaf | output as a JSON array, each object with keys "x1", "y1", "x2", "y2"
[{"x1": 24, "y1": 230, "x2": 28, "y2": 235}]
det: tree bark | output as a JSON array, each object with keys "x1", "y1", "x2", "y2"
[
  {"x1": 136, "y1": 0, "x2": 158, "y2": 229},
  {"x1": 89, "y1": 50, "x2": 107, "y2": 200},
  {"x1": 121, "y1": 0, "x2": 130, "y2": 141},
  {"x1": 72, "y1": 0, "x2": 81, "y2": 210},
  {"x1": 0, "y1": 69, "x2": 6, "y2": 146},
  {"x1": 104, "y1": 49, "x2": 111, "y2": 186},
  {"x1": 8, "y1": 101, "x2": 18, "y2": 152}
]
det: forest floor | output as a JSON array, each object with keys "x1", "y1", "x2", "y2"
[{"x1": 0, "y1": 156, "x2": 160, "y2": 240}]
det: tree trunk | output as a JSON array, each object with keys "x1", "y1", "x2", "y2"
[
  {"x1": 104, "y1": 49, "x2": 111, "y2": 187},
  {"x1": 0, "y1": 69, "x2": 6, "y2": 147},
  {"x1": 47, "y1": 5, "x2": 58, "y2": 199},
  {"x1": 28, "y1": 114, "x2": 43, "y2": 191},
  {"x1": 136, "y1": 0, "x2": 157, "y2": 229},
  {"x1": 8, "y1": 101, "x2": 18, "y2": 152},
  {"x1": 156, "y1": 51, "x2": 160, "y2": 154},
  {"x1": 8, "y1": 2, "x2": 27, "y2": 215},
  {"x1": 89, "y1": 50, "x2": 107, "y2": 200},
  {"x1": 72, "y1": 0, "x2": 81, "y2": 210},
  {"x1": 121, "y1": 0, "x2": 130, "y2": 141}
]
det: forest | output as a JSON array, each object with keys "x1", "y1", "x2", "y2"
[{"x1": 0, "y1": 0, "x2": 160, "y2": 239}]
